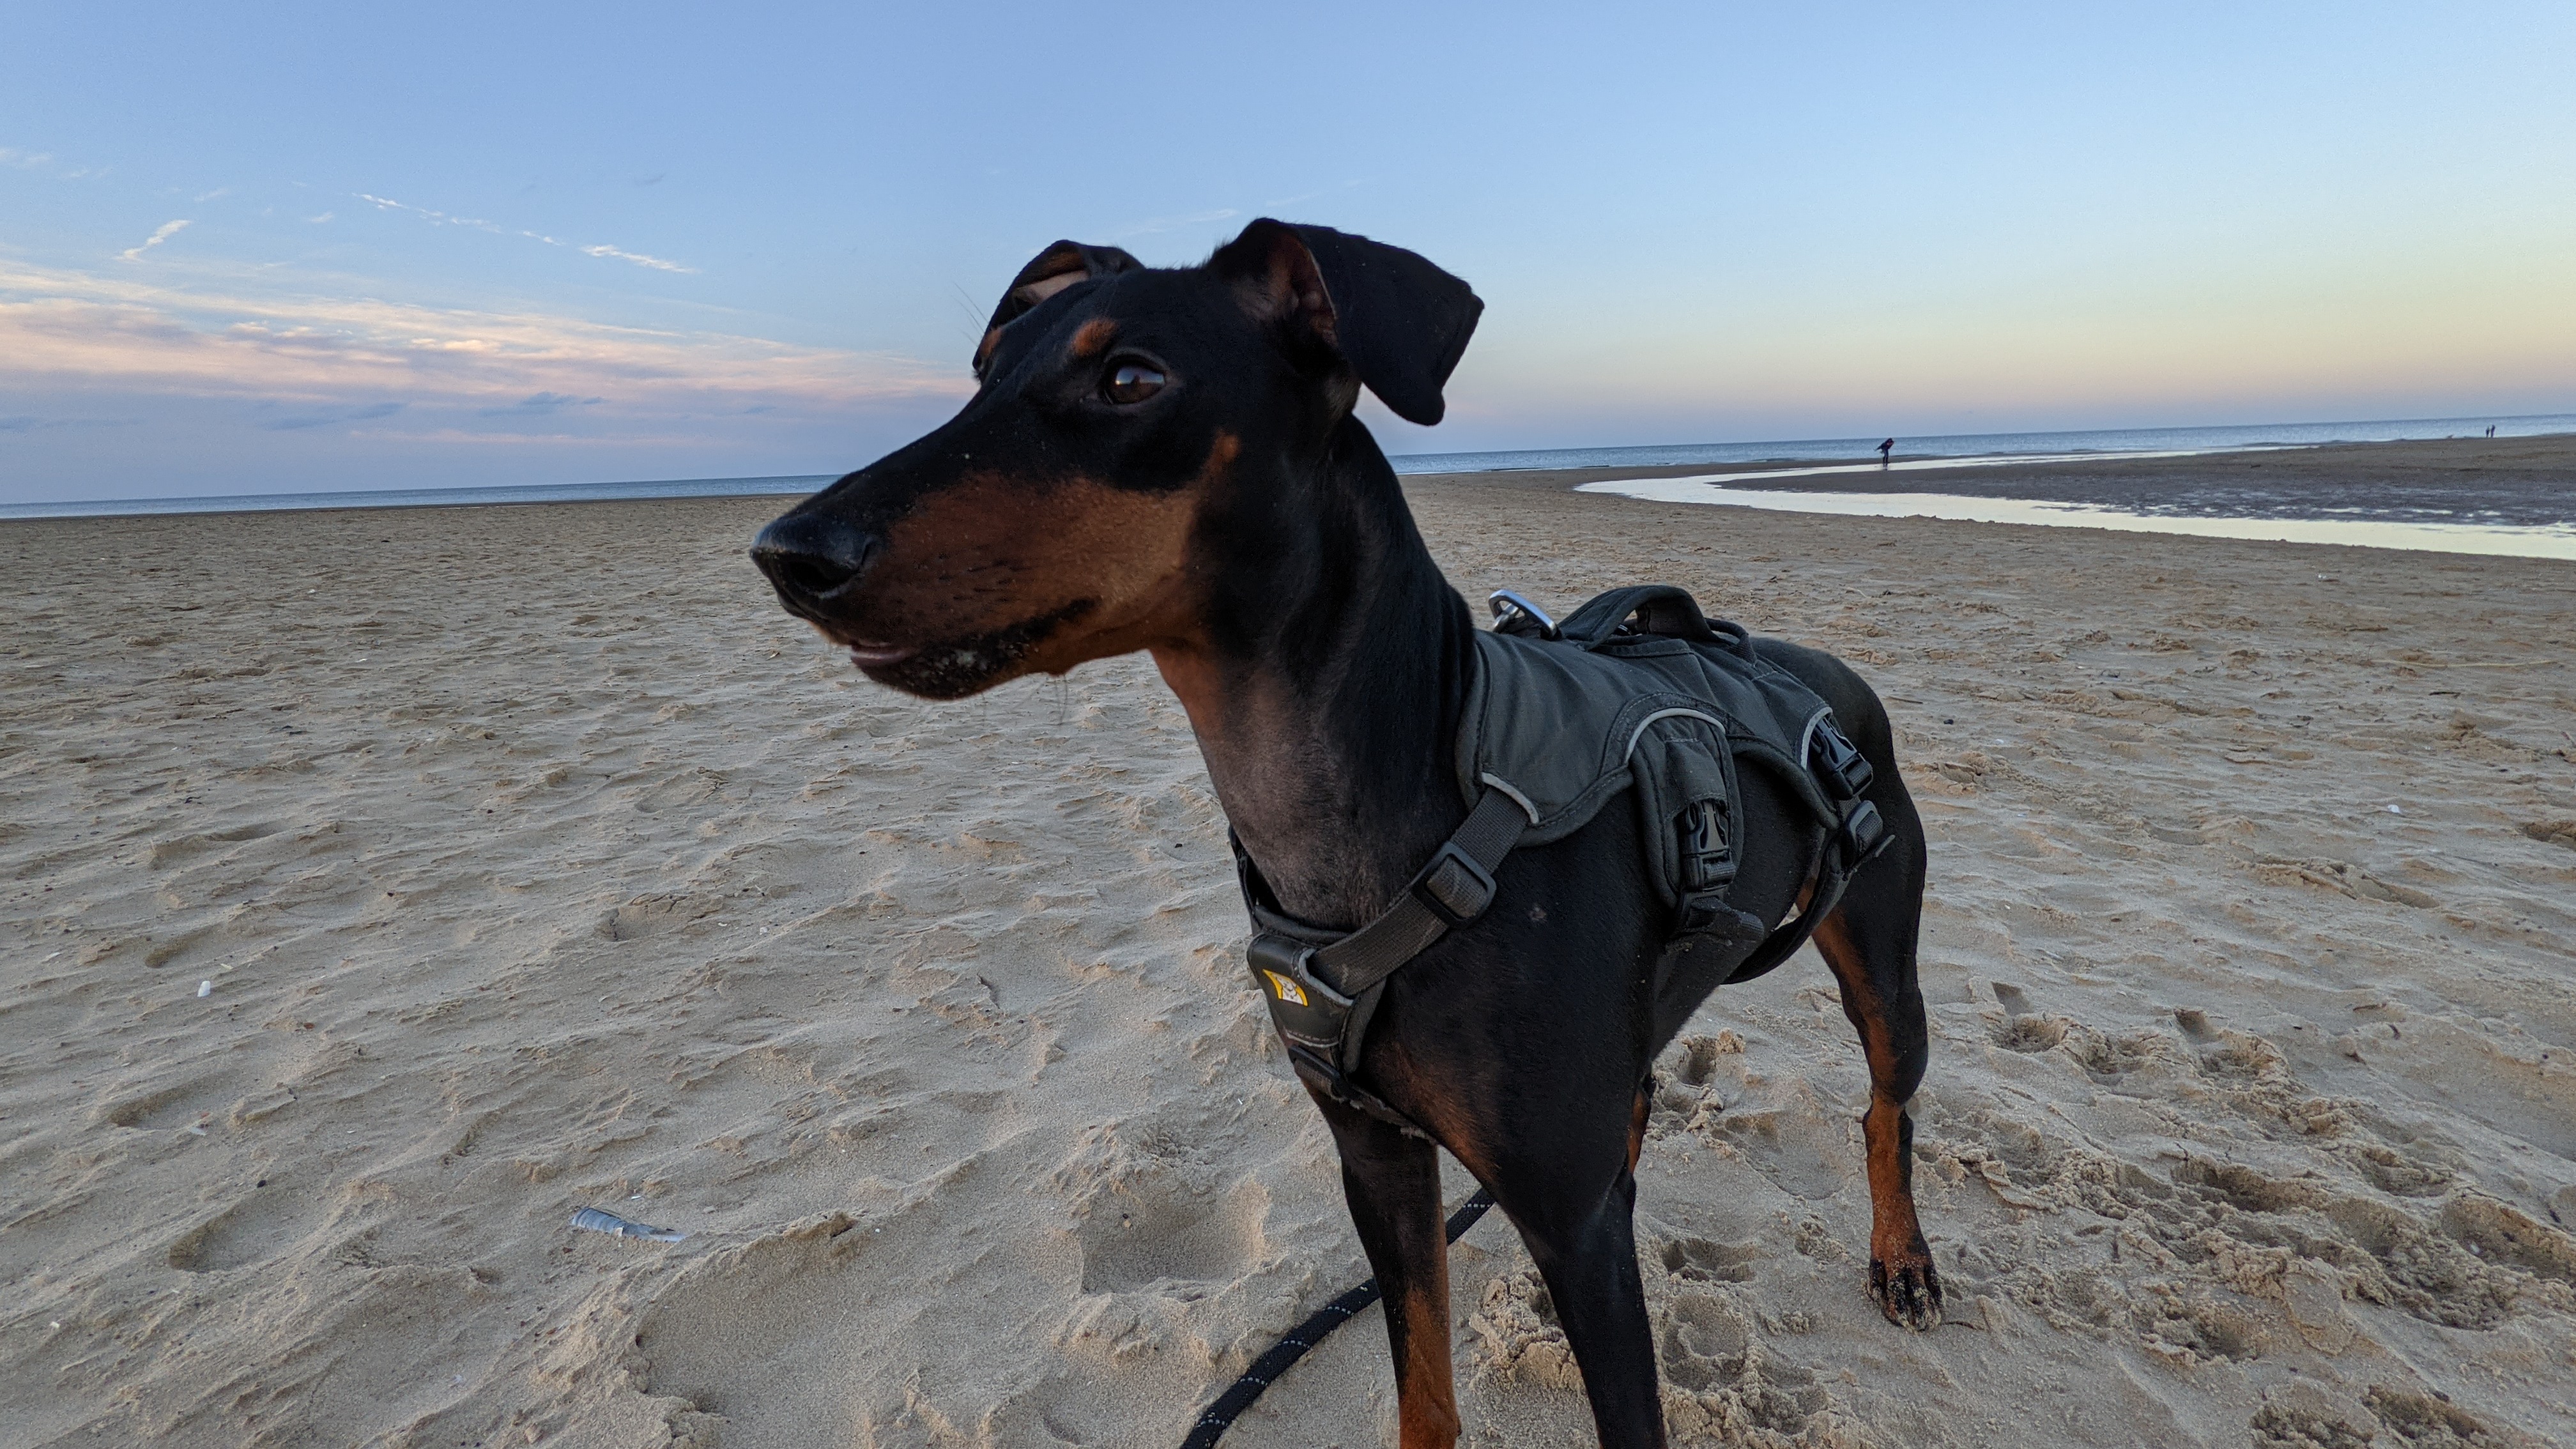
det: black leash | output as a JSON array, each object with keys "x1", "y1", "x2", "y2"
[{"x1": 1181, "y1": 1188, "x2": 1497, "y2": 1448}]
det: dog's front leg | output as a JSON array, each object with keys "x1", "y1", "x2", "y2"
[
  {"x1": 1317, "y1": 1096, "x2": 1459, "y2": 1449},
  {"x1": 1508, "y1": 1162, "x2": 1667, "y2": 1449}
]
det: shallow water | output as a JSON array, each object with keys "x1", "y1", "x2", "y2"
[
  {"x1": 1578, "y1": 477, "x2": 2576, "y2": 560},
  {"x1": 1392, "y1": 412, "x2": 2576, "y2": 476}
]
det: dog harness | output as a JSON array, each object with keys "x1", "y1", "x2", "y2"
[{"x1": 1230, "y1": 585, "x2": 1890, "y2": 1133}]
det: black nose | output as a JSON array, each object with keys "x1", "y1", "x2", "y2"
[{"x1": 751, "y1": 512, "x2": 880, "y2": 603}]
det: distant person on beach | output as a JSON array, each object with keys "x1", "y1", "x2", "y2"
[{"x1": 1878, "y1": 438, "x2": 1895, "y2": 467}]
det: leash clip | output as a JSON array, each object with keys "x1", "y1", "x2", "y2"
[{"x1": 1487, "y1": 590, "x2": 1560, "y2": 640}]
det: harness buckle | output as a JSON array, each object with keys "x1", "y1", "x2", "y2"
[
  {"x1": 1840, "y1": 799, "x2": 1888, "y2": 861},
  {"x1": 1807, "y1": 718, "x2": 1876, "y2": 801},
  {"x1": 1409, "y1": 841, "x2": 1498, "y2": 926},
  {"x1": 1675, "y1": 797, "x2": 1735, "y2": 891}
]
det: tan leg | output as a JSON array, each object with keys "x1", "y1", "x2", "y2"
[{"x1": 1811, "y1": 913, "x2": 1941, "y2": 1328}]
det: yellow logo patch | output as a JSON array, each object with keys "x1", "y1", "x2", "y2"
[{"x1": 1261, "y1": 969, "x2": 1309, "y2": 1007}]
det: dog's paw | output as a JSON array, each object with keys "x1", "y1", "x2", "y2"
[{"x1": 1868, "y1": 1241, "x2": 1943, "y2": 1331}]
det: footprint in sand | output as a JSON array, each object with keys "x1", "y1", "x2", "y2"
[
  {"x1": 1985, "y1": 982, "x2": 2070, "y2": 1052},
  {"x1": 1655, "y1": 1292, "x2": 1829, "y2": 1432},
  {"x1": 1075, "y1": 1174, "x2": 1269, "y2": 1293},
  {"x1": 2522, "y1": 818, "x2": 2576, "y2": 849},
  {"x1": 165, "y1": 1173, "x2": 354, "y2": 1275},
  {"x1": 1657, "y1": 1234, "x2": 1759, "y2": 1284}
]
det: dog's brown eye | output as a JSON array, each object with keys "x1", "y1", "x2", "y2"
[{"x1": 1105, "y1": 362, "x2": 1166, "y2": 405}]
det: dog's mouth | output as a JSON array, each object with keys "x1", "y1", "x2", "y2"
[
  {"x1": 806, "y1": 600, "x2": 1097, "y2": 700},
  {"x1": 842, "y1": 640, "x2": 917, "y2": 668}
]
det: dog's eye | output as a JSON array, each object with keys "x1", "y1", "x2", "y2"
[{"x1": 1104, "y1": 362, "x2": 1166, "y2": 405}]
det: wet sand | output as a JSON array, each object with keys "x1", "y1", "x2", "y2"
[
  {"x1": 1418, "y1": 433, "x2": 2576, "y2": 528},
  {"x1": 4, "y1": 481, "x2": 2574, "y2": 1448}
]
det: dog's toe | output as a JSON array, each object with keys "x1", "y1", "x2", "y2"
[{"x1": 1869, "y1": 1251, "x2": 1943, "y2": 1331}]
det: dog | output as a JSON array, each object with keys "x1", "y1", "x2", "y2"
[{"x1": 751, "y1": 218, "x2": 1936, "y2": 1448}]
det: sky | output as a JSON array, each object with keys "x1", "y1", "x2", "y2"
[{"x1": 4, "y1": 1, "x2": 2573, "y2": 503}]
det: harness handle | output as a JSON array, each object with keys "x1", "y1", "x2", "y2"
[{"x1": 1547, "y1": 585, "x2": 1726, "y2": 649}]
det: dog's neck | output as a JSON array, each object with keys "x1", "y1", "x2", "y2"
[{"x1": 1149, "y1": 415, "x2": 1474, "y2": 929}]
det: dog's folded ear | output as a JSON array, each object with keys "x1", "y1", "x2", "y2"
[
  {"x1": 975, "y1": 240, "x2": 1144, "y2": 376},
  {"x1": 1212, "y1": 218, "x2": 1482, "y2": 426}
]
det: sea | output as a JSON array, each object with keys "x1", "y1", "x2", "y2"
[{"x1": 8, "y1": 412, "x2": 2573, "y2": 558}]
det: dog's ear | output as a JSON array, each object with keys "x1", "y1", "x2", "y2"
[
  {"x1": 1210, "y1": 218, "x2": 1482, "y2": 425},
  {"x1": 975, "y1": 240, "x2": 1144, "y2": 376}
]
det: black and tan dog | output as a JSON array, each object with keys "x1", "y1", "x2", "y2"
[{"x1": 752, "y1": 220, "x2": 1936, "y2": 1448}]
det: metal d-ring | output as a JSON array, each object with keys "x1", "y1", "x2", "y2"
[{"x1": 1487, "y1": 590, "x2": 1560, "y2": 639}]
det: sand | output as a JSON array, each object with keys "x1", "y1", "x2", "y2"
[{"x1": 4, "y1": 479, "x2": 2574, "y2": 1448}]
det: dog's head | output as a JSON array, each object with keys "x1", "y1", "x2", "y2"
[{"x1": 751, "y1": 219, "x2": 1481, "y2": 698}]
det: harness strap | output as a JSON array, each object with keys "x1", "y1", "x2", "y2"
[
  {"x1": 1309, "y1": 786, "x2": 1531, "y2": 997},
  {"x1": 1233, "y1": 786, "x2": 1530, "y2": 1131},
  {"x1": 1718, "y1": 792, "x2": 1891, "y2": 988}
]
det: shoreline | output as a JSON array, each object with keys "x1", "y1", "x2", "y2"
[
  {"x1": 1409, "y1": 432, "x2": 2576, "y2": 517},
  {"x1": 9, "y1": 430, "x2": 2571, "y2": 525},
  {"x1": 1407, "y1": 434, "x2": 2576, "y2": 558}
]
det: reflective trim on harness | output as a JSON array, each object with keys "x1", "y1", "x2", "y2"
[{"x1": 1620, "y1": 707, "x2": 1731, "y2": 762}]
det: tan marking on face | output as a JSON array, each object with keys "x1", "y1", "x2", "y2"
[
  {"x1": 1199, "y1": 429, "x2": 1240, "y2": 479},
  {"x1": 1070, "y1": 317, "x2": 1117, "y2": 358},
  {"x1": 869, "y1": 456, "x2": 1219, "y2": 684},
  {"x1": 974, "y1": 325, "x2": 1003, "y2": 373}
]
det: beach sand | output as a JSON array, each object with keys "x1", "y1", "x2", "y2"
[{"x1": 5, "y1": 479, "x2": 2574, "y2": 1448}]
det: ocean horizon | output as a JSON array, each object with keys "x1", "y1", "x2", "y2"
[{"x1": 5, "y1": 411, "x2": 2570, "y2": 523}]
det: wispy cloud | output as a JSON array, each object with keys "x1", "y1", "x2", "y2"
[
  {"x1": 355, "y1": 192, "x2": 505, "y2": 233},
  {"x1": 0, "y1": 413, "x2": 133, "y2": 433},
  {"x1": 194, "y1": 187, "x2": 232, "y2": 203},
  {"x1": 479, "y1": 390, "x2": 602, "y2": 416},
  {"x1": 357, "y1": 192, "x2": 698, "y2": 273},
  {"x1": 579, "y1": 243, "x2": 691, "y2": 273},
  {"x1": 0, "y1": 259, "x2": 969, "y2": 418},
  {"x1": 1108, "y1": 207, "x2": 1241, "y2": 240},
  {"x1": 259, "y1": 401, "x2": 404, "y2": 431},
  {"x1": 119, "y1": 219, "x2": 192, "y2": 261},
  {"x1": 1, "y1": 144, "x2": 101, "y2": 180}
]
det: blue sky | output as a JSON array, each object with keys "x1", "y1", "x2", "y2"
[{"x1": 4, "y1": 1, "x2": 2573, "y2": 502}]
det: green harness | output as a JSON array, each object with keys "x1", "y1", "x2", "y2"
[{"x1": 1231, "y1": 585, "x2": 1890, "y2": 1133}]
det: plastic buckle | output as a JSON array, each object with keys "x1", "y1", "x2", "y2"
[
  {"x1": 1676, "y1": 799, "x2": 1736, "y2": 891},
  {"x1": 1809, "y1": 720, "x2": 1876, "y2": 801},
  {"x1": 1409, "y1": 842, "x2": 1497, "y2": 926},
  {"x1": 1841, "y1": 799, "x2": 1887, "y2": 861}
]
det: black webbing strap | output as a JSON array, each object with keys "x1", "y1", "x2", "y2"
[
  {"x1": 1719, "y1": 793, "x2": 1890, "y2": 987},
  {"x1": 1234, "y1": 786, "x2": 1531, "y2": 1123},
  {"x1": 1306, "y1": 786, "x2": 1531, "y2": 999}
]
